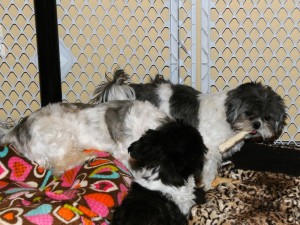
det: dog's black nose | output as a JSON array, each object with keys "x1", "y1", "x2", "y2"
[{"x1": 252, "y1": 121, "x2": 261, "y2": 129}]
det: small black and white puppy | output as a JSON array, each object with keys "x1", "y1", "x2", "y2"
[
  {"x1": 92, "y1": 70, "x2": 287, "y2": 190},
  {"x1": 111, "y1": 120, "x2": 207, "y2": 225}
]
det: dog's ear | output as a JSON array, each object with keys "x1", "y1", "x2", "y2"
[
  {"x1": 270, "y1": 93, "x2": 287, "y2": 138},
  {"x1": 275, "y1": 113, "x2": 287, "y2": 137},
  {"x1": 158, "y1": 124, "x2": 207, "y2": 186},
  {"x1": 225, "y1": 97, "x2": 242, "y2": 123},
  {"x1": 226, "y1": 82, "x2": 260, "y2": 123},
  {"x1": 158, "y1": 144, "x2": 205, "y2": 187},
  {"x1": 128, "y1": 129, "x2": 158, "y2": 161},
  {"x1": 159, "y1": 159, "x2": 185, "y2": 186}
]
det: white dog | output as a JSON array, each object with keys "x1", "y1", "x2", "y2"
[
  {"x1": 0, "y1": 100, "x2": 170, "y2": 176},
  {"x1": 92, "y1": 70, "x2": 287, "y2": 190}
]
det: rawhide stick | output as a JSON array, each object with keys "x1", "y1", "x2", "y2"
[
  {"x1": 219, "y1": 131, "x2": 249, "y2": 153},
  {"x1": 211, "y1": 176, "x2": 241, "y2": 187}
]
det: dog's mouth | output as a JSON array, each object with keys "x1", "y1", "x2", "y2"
[
  {"x1": 247, "y1": 129, "x2": 275, "y2": 142},
  {"x1": 249, "y1": 130, "x2": 258, "y2": 135},
  {"x1": 245, "y1": 130, "x2": 261, "y2": 140},
  {"x1": 243, "y1": 130, "x2": 263, "y2": 143}
]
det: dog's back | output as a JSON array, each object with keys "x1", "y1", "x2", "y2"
[
  {"x1": 92, "y1": 69, "x2": 201, "y2": 128},
  {"x1": 0, "y1": 100, "x2": 171, "y2": 174},
  {"x1": 111, "y1": 182, "x2": 187, "y2": 225}
]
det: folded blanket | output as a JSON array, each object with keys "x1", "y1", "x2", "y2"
[{"x1": 0, "y1": 144, "x2": 133, "y2": 225}]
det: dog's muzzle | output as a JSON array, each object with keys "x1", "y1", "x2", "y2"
[{"x1": 252, "y1": 121, "x2": 261, "y2": 129}]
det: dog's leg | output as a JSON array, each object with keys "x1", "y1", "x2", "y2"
[{"x1": 201, "y1": 149, "x2": 222, "y2": 190}]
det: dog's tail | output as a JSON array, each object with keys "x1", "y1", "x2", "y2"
[
  {"x1": 90, "y1": 69, "x2": 136, "y2": 103},
  {"x1": 151, "y1": 74, "x2": 168, "y2": 84}
]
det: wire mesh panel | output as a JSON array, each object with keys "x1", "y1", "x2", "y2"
[
  {"x1": 179, "y1": 0, "x2": 198, "y2": 86},
  {"x1": 0, "y1": 0, "x2": 40, "y2": 123},
  {"x1": 56, "y1": 0, "x2": 198, "y2": 103},
  {"x1": 0, "y1": 0, "x2": 198, "y2": 123},
  {"x1": 202, "y1": 0, "x2": 300, "y2": 144}
]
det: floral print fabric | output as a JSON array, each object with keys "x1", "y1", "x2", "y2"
[{"x1": 0, "y1": 144, "x2": 132, "y2": 225}]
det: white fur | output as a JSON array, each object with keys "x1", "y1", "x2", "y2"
[
  {"x1": 198, "y1": 92, "x2": 233, "y2": 149},
  {"x1": 156, "y1": 83, "x2": 173, "y2": 116},
  {"x1": 134, "y1": 168, "x2": 196, "y2": 215},
  {"x1": 0, "y1": 101, "x2": 168, "y2": 175},
  {"x1": 197, "y1": 91, "x2": 241, "y2": 189},
  {"x1": 106, "y1": 84, "x2": 136, "y2": 102}
]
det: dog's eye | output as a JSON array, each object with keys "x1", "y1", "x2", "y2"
[
  {"x1": 264, "y1": 114, "x2": 271, "y2": 121},
  {"x1": 245, "y1": 111, "x2": 252, "y2": 117}
]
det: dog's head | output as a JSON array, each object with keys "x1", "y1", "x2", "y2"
[
  {"x1": 225, "y1": 82, "x2": 287, "y2": 141},
  {"x1": 128, "y1": 120, "x2": 207, "y2": 187}
]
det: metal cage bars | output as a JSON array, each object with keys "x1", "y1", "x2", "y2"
[
  {"x1": 33, "y1": 0, "x2": 62, "y2": 106},
  {"x1": 1, "y1": 0, "x2": 198, "y2": 116}
]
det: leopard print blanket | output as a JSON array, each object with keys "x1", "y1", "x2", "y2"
[{"x1": 189, "y1": 163, "x2": 300, "y2": 225}]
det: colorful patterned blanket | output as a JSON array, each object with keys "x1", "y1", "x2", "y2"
[
  {"x1": 2, "y1": 142, "x2": 299, "y2": 225},
  {"x1": 0, "y1": 144, "x2": 133, "y2": 225}
]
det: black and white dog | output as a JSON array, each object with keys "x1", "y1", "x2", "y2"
[
  {"x1": 111, "y1": 120, "x2": 207, "y2": 225},
  {"x1": 92, "y1": 70, "x2": 287, "y2": 190}
]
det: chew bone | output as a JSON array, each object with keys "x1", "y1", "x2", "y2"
[
  {"x1": 219, "y1": 131, "x2": 249, "y2": 153},
  {"x1": 211, "y1": 176, "x2": 241, "y2": 187}
]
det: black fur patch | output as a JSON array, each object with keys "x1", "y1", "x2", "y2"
[
  {"x1": 111, "y1": 182, "x2": 187, "y2": 225},
  {"x1": 132, "y1": 76, "x2": 201, "y2": 128},
  {"x1": 131, "y1": 83, "x2": 161, "y2": 107},
  {"x1": 169, "y1": 84, "x2": 200, "y2": 128}
]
